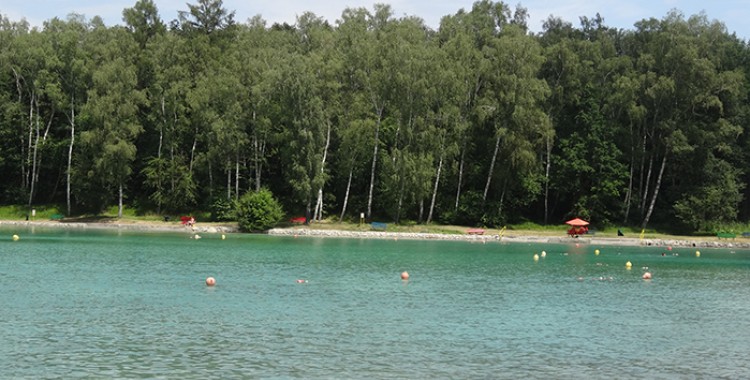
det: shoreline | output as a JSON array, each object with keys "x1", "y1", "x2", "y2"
[
  {"x1": 266, "y1": 227, "x2": 750, "y2": 249},
  {"x1": 1, "y1": 220, "x2": 747, "y2": 249},
  {"x1": 0, "y1": 220, "x2": 238, "y2": 234}
]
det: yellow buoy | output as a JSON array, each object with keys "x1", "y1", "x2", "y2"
[
  {"x1": 625, "y1": 261, "x2": 632, "y2": 269},
  {"x1": 696, "y1": 251, "x2": 701, "y2": 257},
  {"x1": 221, "y1": 234, "x2": 226, "y2": 240},
  {"x1": 541, "y1": 251, "x2": 547, "y2": 258},
  {"x1": 533, "y1": 254, "x2": 540, "y2": 262},
  {"x1": 595, "y1": 249, "x2": 600, "y2": 256},
  {"x1": 12, "y1": 234, "x2": 19, "y2": 241}
]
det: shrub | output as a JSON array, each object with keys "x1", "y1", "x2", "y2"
[
  {"x1": 210, "y1": 197, "x2": 236, "y2": 222},
  {"x1": 236, "y1": 189, "x2": 284, "y2": 232}
]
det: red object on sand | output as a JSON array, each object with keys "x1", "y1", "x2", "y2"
[
  {"x1": 290, "y1": 217, "x2": 306, "y2": 224},
  {"x1": 466, "y1": 228, "x2": 485, "y2": 235}
]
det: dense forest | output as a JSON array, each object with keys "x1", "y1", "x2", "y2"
[{"x1": 1, "y1": 0, "x2": 749, "y2": 232}]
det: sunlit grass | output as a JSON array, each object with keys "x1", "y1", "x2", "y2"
[{"x1": 3, "y1": 204, "x2": 750, "y2": 241}]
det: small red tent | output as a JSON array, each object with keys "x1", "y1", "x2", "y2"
[
  {"x1": 565, "y1": 218, "x2": 589, "y2": 236},
  {"x1": 565, "y1": 218, "x2": 589, "y2": 227}
]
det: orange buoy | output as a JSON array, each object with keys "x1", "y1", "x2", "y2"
[
  {"x1": 401, "y1": 271, "x2": 410, "y2": 280},
  {"x1": 205, "y1": 277, "x2": 216, "y2": 286},
  {"x1": 642, "y1": 272, "x2": 652, "y2": 280},
  {"x1": 296, "y1": 279, "x2": 307, "y2": 283}
]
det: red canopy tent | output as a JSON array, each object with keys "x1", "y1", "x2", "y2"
[
  {"x1": 565, "y1": 218, "x2": 589, "y2": 227},
  {"x1": 565, "y1": 218, "x2": 589, "y2": 236}
]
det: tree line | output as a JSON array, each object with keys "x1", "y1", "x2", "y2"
[{"x1": 1, "y1": 0, "x2": 749, "y2": 232}]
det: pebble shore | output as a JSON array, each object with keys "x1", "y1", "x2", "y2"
[{"x1": 268, "y1": 227, "x2": 750, "y2": 249}]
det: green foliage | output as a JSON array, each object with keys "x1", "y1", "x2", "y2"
[
  {"x1": 235, "y1": 189, "x2": 284, "y2": 232},
  {"x1": 0, "y1": 4, "x2": 749, "y2": 235},
  {"x1": 673, "y1": 156, "x2": 744, "y2": 232},
  {"x1": 210, "y1": 197, "x2": 236, "y2": 222}
]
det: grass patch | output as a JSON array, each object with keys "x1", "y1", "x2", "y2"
[{"x1": 0, "y1": 205, "x2": 64, "y2": 220}]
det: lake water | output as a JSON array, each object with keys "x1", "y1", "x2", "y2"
[{"x1": 1, "y1": 226, "x2": 749, "y2": 379}]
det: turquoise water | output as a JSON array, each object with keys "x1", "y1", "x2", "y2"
[{"x1": 1, "y1": 227, "x2": 749, "y2": 379}]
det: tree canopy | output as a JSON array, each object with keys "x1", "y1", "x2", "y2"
[{"x1": 1, "y1": 1, "x2": 749, "y2": 233}]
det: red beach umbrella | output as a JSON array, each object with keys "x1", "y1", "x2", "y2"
[{"x1": 565, "y1": 218, "x2": 589, "y2": 227}]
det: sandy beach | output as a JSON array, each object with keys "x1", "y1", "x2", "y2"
[{"x1": 1, "y1": 219, "x2": 748, "y2": 249}]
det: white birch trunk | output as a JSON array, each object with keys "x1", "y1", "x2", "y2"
[
  {"x1": 313, "y1": 121, "x2": 332, "y2": 222},
  {"x1": 455, "y1": 148, "x2": 465, "y2": 211},
  {"x1": 118, "y1": 183, "x2": 124, "y2": 218},
  {"x1": 366, "y1": 111, "x2": 383, "y2": 220},
  {"x1": 426, "y1": 153, "x2": 443, "y2": 224},
  {"x1": 28, "y1": 94, "x2": 39, "y2": 208},
  {"x1": 339, "y1": 165, "x2": 354, "y2": 222},
  {"x1": 67, "y1": 101, "x2": 75, "y2": 216},
  {"x1": 641, "y1": 153, "x2": 667, "y2": 229},
  {"x1": 235, "y1": 151, "x2": 240, "y2": 201},
  {"x1": 483, "y1": 133, "x2": 502, "y2": 202}
]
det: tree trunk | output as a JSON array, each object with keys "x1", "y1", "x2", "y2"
[
  {"x1": 418, "y1": 199, "x2": 424, "y2": 224},
  {"x1": 67, "y1": 101, "x2": 75, "y2": 216},
  {"x1": 235, "y1": 151, "x2": 240, "y2": 200},
  {"x1": 313, "y1": 120, "x2": 332, "y2": 222},
  {"x1": 483, "y1": 133, "x2": 502, "y2": 203},
  {"x1": 641, "y1": 152, "x2": 667, "y2": 229},
  {"x1": 118, "y1": 183, "x2": 124, "y2": 218},
  {"x1": 455, "y1": 147, "x2": 465, "y2": 211},
  {"x1": 543, "y1": 134, "x2": 552, "y2": 225},
  {"x1": 623, "y1": 159, "x2": 635, "y2": 224},
  {"x1": 427, "y1": 153, "x2": 443, "y2": 224},
  {"x1": 395, "y1": 180, "x2": 405, "y2": 224},
  {"x1": 154, "y1": 97, "x2": 165, "y2": 214},
  {"x1": 313, "y1": 190, "x2": 323, "y2": 222},
  {"x1": 31, "y1": 112, "x2": 54, "y2": 207},
  {"x1": 339, "y1": 164, "x2": 354, "y2": 222},
  {"x1": 304, "y1": 199, "x2": 312, "y2": 226},
  {"x1": 226, "y1": 163, "x2": 231, "y2": 201},
  {"x1": 640, "y1": 154, "x2": 654, "y2": 215},
  {"x1": 189, "y1": 125, "x2": 198, "y2": 173},
  {"x1": 366, "y1": 110, "x2": 383, "y2": 220},
  {"x1": 637, "y1": 132, "x2": 648, "y2": 213},
  {"x1": 28, "y1": 94, "x2": 39, "y2": 209}
]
